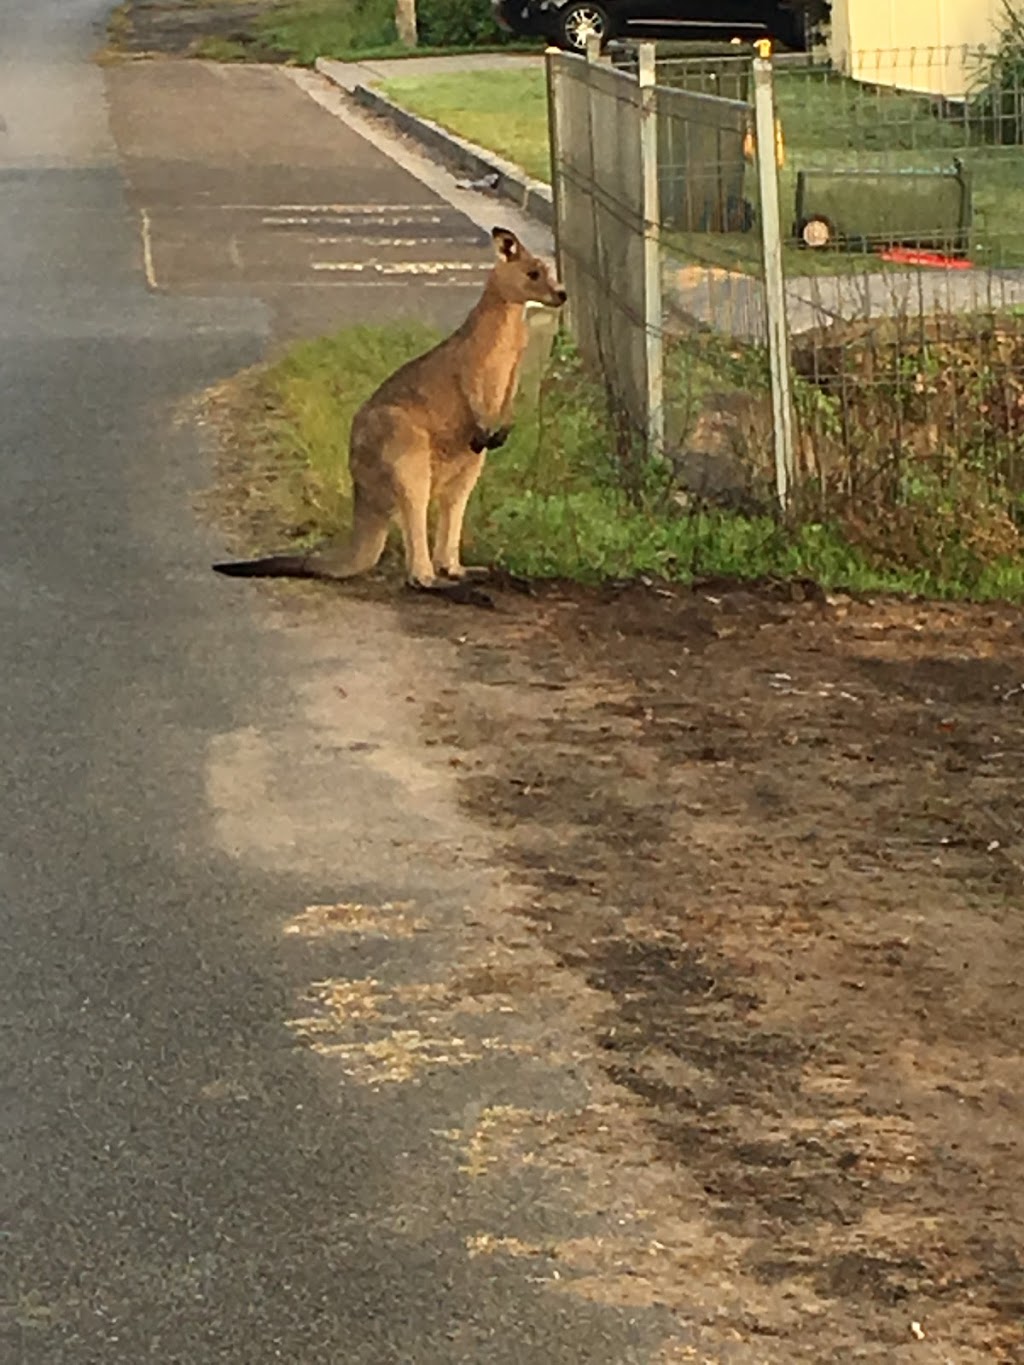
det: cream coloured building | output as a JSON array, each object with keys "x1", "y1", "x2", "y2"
[{"x1": 828, "y1": 0, "x2": 1009, "y2": 97}]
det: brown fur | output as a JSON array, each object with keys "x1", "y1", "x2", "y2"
[{"x1": 213, "y1": 227, "x2": 566, "y2": 591}]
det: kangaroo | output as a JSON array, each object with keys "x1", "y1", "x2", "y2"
[{"x1": 213, "y1": 226, "x2": 566, "y2": 593}]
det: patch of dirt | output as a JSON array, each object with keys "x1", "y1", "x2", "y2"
[
  {"x1": 399, "y1": 577, "x2": 1024, "y2": 1360},
  {"x1": 200, "y1": 362, "x2": 1024, "y2": 1355}
]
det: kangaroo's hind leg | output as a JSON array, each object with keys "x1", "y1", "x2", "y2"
[
  {"x1": 432, "y1": 451, "x2": 488, "y2": 580},
  {"x1": 351, "y1": 405, "x2": 439, "y2": 589},
  {"x1": 388, "y1": 433, "x2": 440, "y2": 589}
]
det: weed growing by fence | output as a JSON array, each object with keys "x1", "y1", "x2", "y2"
[
  {"x1": 966, "y1": 2, "x2": 1024, "y2": 146},
  {"x1": 792, "y1": 312, "x2": 1024, "y2": 577}
]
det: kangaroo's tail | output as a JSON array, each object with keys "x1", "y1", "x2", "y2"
[{"x1": 212, "y1": 554, "x2": 336, "y2": 580}]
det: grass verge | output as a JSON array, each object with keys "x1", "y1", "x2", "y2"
[
  {"x1": 210, "y1": 321, "x2": 1024, "y2": 602},
  {"x1": 378, "y1": 70, "x2": 551, "y2": 181}
]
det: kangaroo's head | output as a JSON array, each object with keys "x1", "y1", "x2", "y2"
[{"x1": 491, "y1": 227, "x2": 567, "y2": 309}]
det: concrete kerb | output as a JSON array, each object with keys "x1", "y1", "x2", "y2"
[{"x1": 315, "y1": 59, "x2": 553, "y2": 229}]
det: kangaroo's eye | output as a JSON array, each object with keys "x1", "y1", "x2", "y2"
[{"x1": 527, "y1": 269, "x2": 541, "y2": 281}]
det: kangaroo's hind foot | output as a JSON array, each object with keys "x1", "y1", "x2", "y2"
[{"x1": 405, "y1": 577, "x2": 495, "y2": 610}]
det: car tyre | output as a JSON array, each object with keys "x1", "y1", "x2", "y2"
[{"x1": 556, "y1": 2, "x2": 611, "y2": 52}]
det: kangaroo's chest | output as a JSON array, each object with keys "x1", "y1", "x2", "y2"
[{"x1": 467, "y1": 314, "x2": 527, "y2": 425}]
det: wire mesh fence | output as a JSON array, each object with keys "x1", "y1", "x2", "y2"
[
  {"x1": 778, "y1": 46, "x2": 1024, "y2": 572},
  {"x1": 546, "y1": 44, "x2": 662, "y2": 495},
  {"x1": 544, "y1": 34, "x2": 1024, "y2": 590}
]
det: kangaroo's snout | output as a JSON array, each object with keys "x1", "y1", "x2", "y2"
[{"x1": 532, "y1": 275, "x2": 567, "y2": 309}]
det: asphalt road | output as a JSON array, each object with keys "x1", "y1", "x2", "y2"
[
  {"x1": 105, "y1": 58, "x2": 500, "y2": 342},
  {"x1": 0, "y1": 5, "x2": 668, "y2": 1362}
]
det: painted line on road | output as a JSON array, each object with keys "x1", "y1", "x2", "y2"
[
  {"x1": 277, "y1": 279, "x2": 482, "y2": 288},
  {"x1": 311, "y1": 261, "x2": 488, "y2": 275},
  {"x1": 262, "y1": 214, "x2": 446, "y2": 228},
  {"x1": 308, "y1": 236, "x2": 483, "y2": 249},
  {"x1": 146, "y1": 203, "x2": 447, "y2": 215},
  {"x1": 140, "y1": 208, "x2": 158, "y2": 290},
  {"x1": 261, "y1": 203, "x2": 442, "y2": 213}
]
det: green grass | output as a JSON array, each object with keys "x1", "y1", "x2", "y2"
[
  {"x1": 220, "y1": 321, "x2": 1024, "y2": 602},
  {"x1": 381, "y1": 68, "x2": 549, "y2": 174},
  {"x1": 377, "y1": 64, "x2": 1024, "y2": 273},
  {"x1": 254, "y1": 0, "x2": 394, "y2": 64},
  {"x1": 378, "y1": 70, "x2": 551, "y2": 181}
]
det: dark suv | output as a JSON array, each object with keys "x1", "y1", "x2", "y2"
[{"x1": 493, "y1": 0, "x2": 805, "y2": 53}]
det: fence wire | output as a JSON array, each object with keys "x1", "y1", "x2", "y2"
[{"x1": 547, "y1": 50, "x2": 655, "y2": 487}]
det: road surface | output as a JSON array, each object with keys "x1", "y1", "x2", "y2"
[{"x1": 0, "y1": 5, "x2": 670, "y2": 1360}]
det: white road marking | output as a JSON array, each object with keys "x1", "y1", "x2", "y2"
[
  {"x1": 144, "y1": 203, "x2": 448, "y2": 214},
  {"x1": 312, "y1": 236, "x2": 415, "y2": 247},
  {"x1": 262, "y1": 214, "x2": 446, "y2": 228},
  {"x1": 283, "y1": 279, "x2": 482, "y2": 288},
  {"x1": 311, "y1": 261, "x2": 488, "y2": 275},
  {"x1": 308, "y1": 236, "x2": 471, "y2": 247},
  {"x1": 137, "y1": 203, "x2": 489, "y2": 290},
  {"x1": 140, "y1": 208, "x2": 157, "y2": 289},
  {"x1": 261, "y1": 203, "x2": 443, "y2": 213}
]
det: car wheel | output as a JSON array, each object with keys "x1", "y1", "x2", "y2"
[{"x1": 556, "y1": 2, "x2": 610, "y2": 52}]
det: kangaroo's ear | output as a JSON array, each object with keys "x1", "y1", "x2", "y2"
[{"x1": 492, "y1": 227, "x2": 521, "y2": 261}]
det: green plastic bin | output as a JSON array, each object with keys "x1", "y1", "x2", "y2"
[{"x1": 793, "y1": 162, "x2": 973, "y2": 255}]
